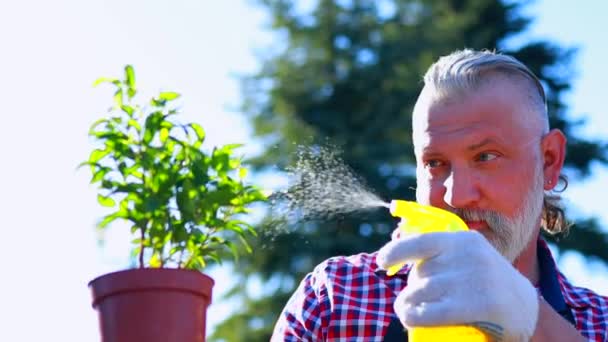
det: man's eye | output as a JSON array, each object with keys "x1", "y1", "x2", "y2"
[
  {"x1": 425, "y1": 160, "x2": 444, "y2": 168},
  {"x1": 477, "y1": 152, "x2": 499, "y2": 162}
]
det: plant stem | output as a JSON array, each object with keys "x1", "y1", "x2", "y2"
[
  {"x1": 178, "y1": 245, "x2": 186, "y2": 269},
  {"x1": 137, "y1": 121, "x2": 146, "y2": 269},
  {"x1": 199, "y1": 226, "x2": 216, "y2": 248},
  {"x1": 139, "y1": 223, "x2": 145, "y2": 268},
  {"x1": 182, "y1": 226, "x2": 216, "y2": 269}
]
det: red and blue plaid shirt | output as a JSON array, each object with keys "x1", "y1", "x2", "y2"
[{"x1": 272, "y1": 238, "x2": 608, "y2": 341}]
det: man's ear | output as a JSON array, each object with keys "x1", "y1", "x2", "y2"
[{"x1": 541, "y1": 129, "x2": 567, "y2": 190}]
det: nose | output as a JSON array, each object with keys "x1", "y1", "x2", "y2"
[{"x1": 442, "y1": 167, "x2": 481, "y2": 209}]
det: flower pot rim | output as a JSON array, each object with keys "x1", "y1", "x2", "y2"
[{"x1": 89, "y1": 268, "x2": 214, "y2": 309}]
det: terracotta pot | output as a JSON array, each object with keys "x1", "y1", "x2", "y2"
[{"x1": 89, "y1": 268, "x2": 214, "y2": 342}]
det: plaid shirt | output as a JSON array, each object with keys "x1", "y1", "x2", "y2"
[{"x1": 272, "y1": 238, "x2": 608, "y2": 341}]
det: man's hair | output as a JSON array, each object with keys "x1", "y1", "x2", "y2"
[{"x1": 421, "y1": 49, "x2": 569, "y2": 235}]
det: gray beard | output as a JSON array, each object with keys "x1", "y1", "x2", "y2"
[{"x1": 451, "y1": 166, "x2": 545, "y2": 262}]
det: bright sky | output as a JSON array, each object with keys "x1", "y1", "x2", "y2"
[{"x1": 1, "y1": 1, "x2": 606, "y2": 341}]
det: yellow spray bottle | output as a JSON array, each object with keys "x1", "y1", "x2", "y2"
[{"x1": 387, "y1": 200, "x2": 491, "y2": 342}]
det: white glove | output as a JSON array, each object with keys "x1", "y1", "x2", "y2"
[{"x1": 377, "y1": 231, "x2": 539, "y2": 342}]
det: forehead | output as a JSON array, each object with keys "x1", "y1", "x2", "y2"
[{"x1": 412, "y1": 80, "x2": 539, "y2": 153}]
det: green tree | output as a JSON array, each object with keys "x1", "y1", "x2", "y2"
[{"x1": 212, "y1": 1, "x2": 608, "y2": 340}]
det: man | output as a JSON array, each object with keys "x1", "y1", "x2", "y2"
[{"x1": 271, "y1": 49, "x2": 608, "y2": 341}]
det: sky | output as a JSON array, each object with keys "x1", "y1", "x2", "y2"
[{"x1": 0, "y1": 1, "x2": 606, "y2": 341}]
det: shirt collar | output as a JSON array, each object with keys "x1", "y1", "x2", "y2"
[
  {"x1": 537, "y1": 238, "x2": 589, "y2": 309},
  {"x1": 537, "y1": 238, "x2": 567, "y2": 311}
]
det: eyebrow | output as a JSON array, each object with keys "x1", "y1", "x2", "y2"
[{"x1": 467, "y1": 138, "x2": 498, "y2": 151}]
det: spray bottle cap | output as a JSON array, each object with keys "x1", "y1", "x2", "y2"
[{"x1": 389, "y1": 200, "x2": 468, "y2": 233}]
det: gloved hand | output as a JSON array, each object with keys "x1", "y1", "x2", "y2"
[{"x1": 377, "y1": 231, "x2": 539, "y2": 342}]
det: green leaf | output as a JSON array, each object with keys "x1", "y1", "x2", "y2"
[
  {"x1": 238, "y1": 167, "x2": 248, "y2": 179},
  {"x1": 151, "y1": 98, "x2": 166, "y2": 107},
  {"x1": 97, "y1": 212, "x2": 123, "y2": 229},
  {"x1": 196, "y1": 255, "x2": 208, "y2": 269},
  {"x1": 222, "y1": 143, "x2": 244, "y2": 151},
  {"x1": 158, "y1": 92, "x2": 180, "y2": 101},
  {"x1": 149, "y1": 252, "x2": 162, "y2": 268},
  {"x1": 143, "y1": 196, "x2": 163, "y2": 212},
  {"x1": 203, "y1": 187, "x2": 235, "y2": 206},
  {"x1": 101, "y1": 179, "x2": 118, "y2": 191},
  {"x1": 114, "y1": 89, "x2": 123, "y2": 108},
  {"x1": 125, "y1": 65, "x2": 136, "y2": 89},
  {"x1": 97, "y1": 194, "x2": 116, "y2": 207},
  {"x1": 238, "y1": 234, "x2": 252, "y2": 253},
  {"x1": 123, "y1": 164, "x2": 143, "y2": 180},
  {"x1": 127, "y1": 119, "x2": 141, "y2": 132},
  {"x1": 206, "y1": 252, "x2": 222, "y2": 266},
  {"x1": 176, "y1": 179, "x2": 196, "y2": 221},
  {"x1": 168, "y1": 245, "x2": 182, "y2": 255},
  {"x1": 160, "y1": 120, "x2": 174, "y2": 129},
  {"x1": 130, "y1": 224, "x2": 140, "y2": 234},
  {"x1": 117, "y1": 161, "x2": 127, "y2": 175},
  {"x1": 121, "y1": 105, "x2": 134, "y2": 116},
  {"x1": 172, "y1": 224, "x2": 188, "y2": 243},
  {"x1": 76, "y1": 160, "x2": 93, "y2": 170},
  {"x1": 160, "y1": 127, "x2": 169, "y2": 143},
  {"x1": 224, "y1": 240, "x2": 240, "y2": 261},
  {"x1": 91, "y1": 166, "x2": 111, "y2": 183},
  {"x1": 143, "y1": 112, "x2": 163, "y2": 145},
  {"x1": 226, "y1": 221, "x2": 244, "y2": 234},
  {"x1": 88, "y1": 118, "x2": 109, "y2": 135},
  {"x1": 93, "y1": 77, "x2": 119, "y2": 87},
  {"x1": 190, "y1": 123, "x2": 206, "y2": 142},
  {"x1": 88, "y1": 148, "x2": 110, "y2": 164}
]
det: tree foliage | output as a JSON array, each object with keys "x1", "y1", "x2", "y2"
[{"x1": 211, "y1": 1, "x2": 608, "y2": 340}]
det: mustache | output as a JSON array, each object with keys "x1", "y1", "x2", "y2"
[{"x1": 450, "y1": 207, "x2": 508, "y2": 229}]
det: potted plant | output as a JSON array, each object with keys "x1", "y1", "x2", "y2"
[{"x1": 80, "y1": 65, "x2": 267, "y2": 342}]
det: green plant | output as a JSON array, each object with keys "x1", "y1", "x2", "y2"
[{"x1": 80, "y1": 65, "x2": 267, "y2": 270}]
